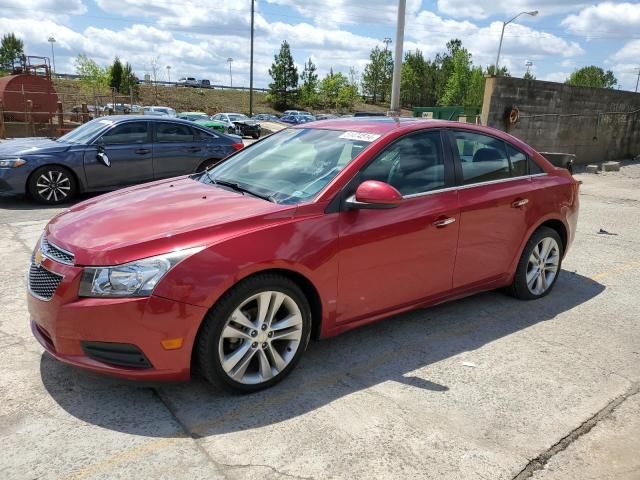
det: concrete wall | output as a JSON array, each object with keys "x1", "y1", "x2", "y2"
[{"x1": 481, "y1": 76, "x2": 640, "y2": 164}]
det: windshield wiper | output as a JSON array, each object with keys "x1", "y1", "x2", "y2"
[{"x1": 212, "y1": 178, "x2": 276, "y2": 203}]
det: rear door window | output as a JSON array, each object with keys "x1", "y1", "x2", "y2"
[
  {"x1": 156, "y1": 123, "x2": 196, "y2": 143},
  {"x1": 506, "y1": 144, "x2": 528, "y2": 177},
  {"x1": 450, "y1": 131, "x2": 510, "y2": 184}
]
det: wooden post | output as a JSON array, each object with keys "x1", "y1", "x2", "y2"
[
  {"x1": 81, "y1": 103, "x2": 89, "y2": 123},
  {"x1": 0, "y1": 100, "x2": 5, "y2": 139},
  {"x1": 26, "y1": 100, "x2": 35, "y2": 136},
  {"x1": 57, "y1": 101, "x2": 64, "y2": 134}
]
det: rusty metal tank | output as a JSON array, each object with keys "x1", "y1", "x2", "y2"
[{"x1": 0, "y1": 73, "x2": 58, "y2": 123}]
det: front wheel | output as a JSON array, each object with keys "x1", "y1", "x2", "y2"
[
  {"x1": 196, "y1": 274, "x2": 312, "y2": 393},
  {"x1": 508, "y1": 226, "x2": 563, "y2": 300},
  {"x1": 27, "y1": 165, "x2": 77, "y2": 205}
]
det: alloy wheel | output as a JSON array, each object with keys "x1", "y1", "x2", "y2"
[
  {"x1": 36, "y1": 170, "x2": 71, "y2": 203},
  {"x1": 218, "y1": 291, "x2": 304, "y2": 385},
  {"x1": 526, "y1": 237, "x2": 560, "y2": 295}
]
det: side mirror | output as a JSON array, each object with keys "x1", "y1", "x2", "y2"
[
  {"x1": 96, "y1": 145, "x2": 111, "y2": 167},
  {"x1": 345, "y1": 180, "x2": 402, "y2": 209}
]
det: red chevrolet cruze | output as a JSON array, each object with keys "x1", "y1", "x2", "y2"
[{"x1": 28, "y1": 118, "x2": 579, "y2": 392}]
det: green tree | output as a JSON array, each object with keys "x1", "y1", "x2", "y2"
[
  {"x1": 440, "y1": 48, "x2": 472, "y2": 106},
  {"x1": 523, "y1": 70, "x2": 536, "y2": 80},
  {"x1": 466, "y1": 66, "x2": 485, "y2": 109},
  {"x1": 74, "y1": 54, "x2": 110, "y2": 92},
  {"x1": 362, "y1": 46, "x2": 392, "y2": 104},
  {"x1": 485, "y1": 64, "x2": 510, "y2": 77},
  {"x1": 0, "y1": 33, "x2": 24, "y2": 72},
  {"x1": 120, "y1": 62, "x2": 139, "y2": 97},
  {"x1": 109, "y1": 57, "x2": 124, "y2": 93},
  {"x1": 299, "y1": 58, "x2": 318, "y2": 107},
  {"x1": 566, "y1": 66, "x2": 617, "y2": 89},
  {"x1": 319, "y1": 70, "x2": 346, "y2": 109},
  {"x1": 268, "y1": 41, "x2": 299, "y2": 109}
]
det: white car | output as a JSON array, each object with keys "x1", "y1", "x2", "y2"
[{"x1": 142, "y1": 106, "x2": 177, "y2": 117}]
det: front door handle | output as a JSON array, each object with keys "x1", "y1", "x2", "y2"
[
  {"x1": 134, "y1": 148, "x2": 150, "y2": 155},
  {"x1": 433, "y1": 217, "x2": 456, "y2": 228},
  {"x1": 186, "y1": 147, "x2": 202, "y2": 152},
  {"x1": 511, "y1": 198, "x2": 529, "y2": 208}
]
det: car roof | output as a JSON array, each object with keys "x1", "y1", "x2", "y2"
[
  {"x1": 293, "y1": 117, "x2": 453, "y2": 134},
  {"x1": 99, "y1": 115, "x2": 200, "y2": 126}
]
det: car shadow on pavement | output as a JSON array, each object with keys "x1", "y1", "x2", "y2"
[
  {"x1": 39, "y1": 270, "x2": 604, "y2": 438},
  {"x1": 0, "y1": 194, "x2": 97, "y2": 211}
]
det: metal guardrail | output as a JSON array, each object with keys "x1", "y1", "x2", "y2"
[{"x1": 54, "y1": 73, "x2": 268, "y2": 92}]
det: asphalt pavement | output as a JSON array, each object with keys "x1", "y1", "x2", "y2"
[{"x1": 1, "y1": 161, "x2": 639, "y2": 480}]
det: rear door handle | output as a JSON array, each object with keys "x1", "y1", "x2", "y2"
[
  {"x1": 134, "y1": 148, "x2": 150, "y2": 155},
  {"x1": 186, "y1": 146, "x2": 202, "y2": 152},
  {"x1": 511, "y1": 198, "x2": 529, "y2": 208},
  {"x1": 433, "y1": 217, "x2": 456, "y2": 228}
]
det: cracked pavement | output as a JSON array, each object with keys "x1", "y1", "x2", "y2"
[{"x1": 1, "y1": 161, "x2": 639, "y2": 479}]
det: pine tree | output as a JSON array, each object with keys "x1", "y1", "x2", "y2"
[
  {"x1": 0, "y1": 33, "x2": 24, "y2": 72},
  {"x1": 362, "y1": 46, "x2": 392, "y2": 104},
  {"x1": 110, "y1": 57, "x2": 124, "y2": 93},
  {"x1": 300, "y1": 58, "x2": 318, "y2": 107},
  {"x1": 268, "y1": 41, "x2": 299, "y2": 110}
]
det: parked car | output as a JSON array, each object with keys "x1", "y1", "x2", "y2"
[
  {"x1": 280, "y1": 114, "x2": 316, "y2": 125},
  {"x1": 252, "y1": 113, "x2": 280, "y2": 122},
  {"x1": 211, "y1": 113, "x2": 261, "y2": 138},
  {"x1": 26, "y1": 118, "x2": 579, "y2": 392},
  {"x1": 315, "y1": 114, "x2": 339, "y2": 121},
  {"x1": 178, "y1": 112, "x2": 210, "y2": 122},
  {"x1": 177, "y1": 77, "x2": 199, "y2": 87},
  {"x1": 0, "y1": 116, "x2": 243, "y2": 204},
  {"x1": 282, "y1": 110, "x2": 312, "y2": 117},
  {"x1": 101, "y1": 103, "x2": 130, "y2": 114},
  {"x1": 143, "y1": 106, "x2": 177, "y2": 117},
  {"x1": 194, "y1": 118, "x2": 230, "y2": 134},
  {"x1": 199, "y1": 79, "x2": 212, "y2": 89},
  {"x1": 353, "y1": 111, "x2": 386, "y2": 117}
]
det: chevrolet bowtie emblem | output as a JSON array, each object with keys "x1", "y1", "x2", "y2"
[{"x1": 34, "y1": 249, "x2": 43, "y2": 267}]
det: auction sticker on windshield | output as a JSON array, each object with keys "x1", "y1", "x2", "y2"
[{"x1": 338, "y1": 131, "x2": 381, "y2": 142}]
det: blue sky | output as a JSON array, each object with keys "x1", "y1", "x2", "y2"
[{"x1": 1, "y1": 0, "x2": 639, "y2": 92}]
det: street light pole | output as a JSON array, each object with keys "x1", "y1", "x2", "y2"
[
  {"x1": 166, "y1": 65, "x2": 171, "y2": 83},
  {"x1": 47, "y1": 37, "x2": 56, "y2": 76},
  {"x1": 227, "y1": 57, "x2": 233, "y2": 88},
  {"x1": 495, "y1": 10, "x2": 538, "y2": 75},
  {"x1": 635, "y1": 68, "x2": 640, "y2": 93},
  {"x1": 249, "y1": 0, "x2": 255, "y2": 116},
  {"x1": 389, "y1": 0, "x2": 406, "y2": 115}
]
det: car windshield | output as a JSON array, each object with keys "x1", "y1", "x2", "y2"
[
  {"x1": 57, "y1": 119, "x2": 114, "y2": 144},
  {"x1": 228, "y1": 114, "x2": 248, "y2": 121},
  {"x1": 199, "y1": 128, "x2": 372, "y2": 204}
]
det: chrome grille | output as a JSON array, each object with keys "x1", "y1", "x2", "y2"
[
  {"x1": 41, "y1": 237, "x2": 74, "y2": 265},
  {"x1": 28, "y1": 263, "x2": 63, "y2": 300}
]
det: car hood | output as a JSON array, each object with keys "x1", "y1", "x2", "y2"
[
  {"x1": 46, "y1": 177, "x2": 294, "y2": 266},
  {"x1": 0, "y1": 138, "x2": 71, "y2": 157}
]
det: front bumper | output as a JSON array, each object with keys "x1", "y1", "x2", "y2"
[
  {"x1": 0, "y1": 167, "x2": 29, "y2": 195},
  {"x1": 27, "y1": 255, "x2": 207, "y2": 381}
]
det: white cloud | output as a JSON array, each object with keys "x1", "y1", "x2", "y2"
[
  {"x1": 612, "y1": 39, "x2": 640, "y2": 63},
  {"x1": 436, "y1": 0, "x2": 588, "y2": 20},
  {"x1": 562, "y1": 2, "x2": 640, "y2": 37},
  {"x1": 540, "y1": 71, "x2": 569, "y2": 83}
]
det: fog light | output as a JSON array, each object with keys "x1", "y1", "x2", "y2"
[{"x1": 161, "y1": 337, "x2": 184, "y2": 350}]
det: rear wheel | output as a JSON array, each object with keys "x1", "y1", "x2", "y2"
[
  {"x1": 27, "y1": 165, "x2": 77, "y2": 205},
  {"x1": 196, "y1": 274, "x2": 312, "y2": 393},
  {"x1": 508, "y1": 226, "x2": 563, "y2": 300}
]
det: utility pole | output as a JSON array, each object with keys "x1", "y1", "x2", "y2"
[
  {"x1": 48, "y1": 37, "x2": 56, "y2": 75},
  {"x1": 166, "y1": 65, "x2": 171, "y2": 83},
  {"x1": 635, "y1": 68, "x2": 640, "y2": 93},
  {"x1": 227, "y1": 57, "x2": 233, "y2": 88},
  {"x1": 249, "y1": 0, "x2": 255, "y2": 116},
  {"x1": 389, "y1": 0, "x2": 406, "y2": 115}
]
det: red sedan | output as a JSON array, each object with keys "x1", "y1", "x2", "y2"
[{"x1": 28, "y1": 118, "x2": 579, "y2": 392}]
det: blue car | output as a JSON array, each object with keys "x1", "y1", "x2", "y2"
[
  {"x1": 280, "y1": 114, "x2": 316, "y2": 125},
  {"x1": 0, "y1": 116, "x2": 243, "y2": 204}
]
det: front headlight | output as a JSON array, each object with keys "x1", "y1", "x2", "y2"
[
  {"x1": 0, "y1": 158, "x2": 26, "y2": 168},
  {"x1": 78, "y1": 247, "x2": 202, "y2": 298}
]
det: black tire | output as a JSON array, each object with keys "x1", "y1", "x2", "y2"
[
  {"x1": 252, "y1": 133, "x2": 260, "y2": 139},
  {"x1": 228, "y1": 126, "x2": 236, "y2": 135},
  {"x1": 27, "y1": 165, "x2": 78, "y2": 205},
  {"x1": 196, "y1": 158, "x2": 221, "y2": 172},
  {"x1": 508, "y1": 226, "x2": 564, "y2": 300},
  {"x1": 196, "y1": 274, "x2": 312, "y2": 393}
]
